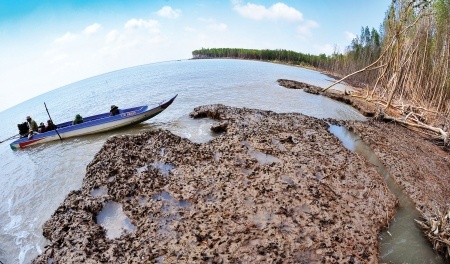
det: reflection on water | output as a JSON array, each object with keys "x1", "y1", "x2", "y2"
[
  {"x1": 164, "y1": 115, "x2": 217, "y2": 144},
  {"x1": 150, "y1": 162, "x2": 175, "y2": 178},
  {"x1": 328, "y1": 125, "x2": 445, "y2": 264},
  {"x1": 152, "y1": 192, "x2": 190, "y2": 240},
  {"x1": 136, "y1": 162, "x2": 175, "y2": 177},
  {"x1": 249, "y1": 150, "x2": 281, "y2": 165},
  {"x1": 152, "y1": 191, "x2": 190, "y2": 211},
  {"x1": 90, "y1": 186, "x2": 108, "y2": 197},
  {"x1": 242, "y1": 140, "x2": 281, "y2": 165},
  {"x1": 279, "y1": 175, "x2": 295, "y2": 186},
  {"x1": 138, "y1": 196, "x2": 148, "y2": 205},
  {"x1": 96, "y1": 201, "x2": 136, "y2": 239}
]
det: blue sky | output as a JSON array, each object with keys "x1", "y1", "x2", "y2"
[{"x1": 0, "y1": 0, "x2": 391, "y2": 112}]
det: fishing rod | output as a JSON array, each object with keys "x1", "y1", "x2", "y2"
[
  {"x1": 0, "y1": 134, "x2": 19, "y2": 144},
  {"x1": 44, "y1": 102, "x2": 62, "y2": 141}
]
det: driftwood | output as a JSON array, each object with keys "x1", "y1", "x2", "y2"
[
  {"x1": 373, "y1": 105, "x2": 449, "y2": 147},
  {"x1": 415, "y1": 208, "x2": 450, "y2": 260},
  {"x1": 384, "y1": 115, "x2": 449, "y2": 145}
]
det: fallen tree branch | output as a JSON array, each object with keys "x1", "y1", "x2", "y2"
[
  {"x1": 322, "y1": 63, "x2": 387, "y2": 92},
  {"x1": 415, "y1": 208, "x2": 450, "y2": 259},
  {"x1": 392, "y1": 104, "x2": 440, "y2": 114},
  {"x1": 381, "y1": 114, "x2": 449, "y2": 146}
]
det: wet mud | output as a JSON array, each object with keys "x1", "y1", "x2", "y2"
[
  {"x1": 279, "y1": 78, "x2": 450, "y2": 260},
  {"x1": 333, "y1": 119, "x2": 450, "y2": 218},
  {"x1": 33, "y1": 78, "x2": 450, "y2": 263},
  {"x1": 278, "y1": 78, "x2": 450, "y2": 216},
  {"x1": 278, "y1": 79, "x2": 380, "y2": 117},
  {"x1": 34, "y1": 105, "x2": 399, "y2": 263}
]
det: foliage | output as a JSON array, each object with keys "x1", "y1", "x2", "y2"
[
  {"x1": 192, "y1": 0, "x2": 450, "y2": 115},
  {"x1": 192, "y1": 48, "x2": 326, "y2": 68}
]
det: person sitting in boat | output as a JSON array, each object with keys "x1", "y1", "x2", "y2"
[
  {"x1": 46, "y1": 119, "x2": 57, "y2": 131},
  {"x1": 17, "y1": 122, "x2": 29, "y2": 138},
  {"x1": 28, "y1": 129, "x2": 34, "y2": 140},
  {"x1": 26, "y1": 116, "x2": 38, "y2": 132},
  {"x1": 38, "y1": 122, "x2": 46, "y2": 133},
  {"x1": 72, "y1": 114, "x2": 84, "y2": 125},
  {"x1": 110, "y1": 105, "x2": 120, "y2": 116}
]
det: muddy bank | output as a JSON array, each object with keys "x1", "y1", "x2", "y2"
[
  {"x1": 278, "y1": 79, "x2": 380, "y2": 117},
  {"x1": 333, "y1": 119, "x2": 450, "y2": 218},
  {"x1": 330, "y1": 119, "x2": 450, "y2": 260},
  {"x1": 278, "y1": 78, "x2": 450, "y2": 215},
  {"x1": 34, "y1": 105, "x2": 397, "y2": 263},
  {"x1": 278, "y1": 78, "x2": 450, "y2": 258}
]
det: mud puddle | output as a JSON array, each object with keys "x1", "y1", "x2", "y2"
[{"x1": 96, "y1": 201, "x2": 136, "y2": 239}]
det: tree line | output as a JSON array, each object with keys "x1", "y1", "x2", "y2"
[
  {"x1": 192, "y1": 48, "x2": 328, "y2": 68},
  {"x1": 192, "y1": 0, "x2": 450, "y2": 116}
]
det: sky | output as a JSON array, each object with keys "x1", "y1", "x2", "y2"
[{"x1": 0, "y1": 0, "x2": 391, "y2": 112}]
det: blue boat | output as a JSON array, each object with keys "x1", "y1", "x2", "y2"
[{"x1": 10, "y1": 94, "x2": 177, "y2": 150}]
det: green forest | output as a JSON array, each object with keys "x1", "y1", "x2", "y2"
[
  {"x1": 192, "y1": 48, "x2": 328, "y2": 68},
  {"x1": 192, "y1": 0, "x2": 450, "y2": 117}
]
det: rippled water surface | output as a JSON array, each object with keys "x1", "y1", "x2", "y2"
[{"x1": 0, "y1": 59, "x2": 368, "y2": 263}]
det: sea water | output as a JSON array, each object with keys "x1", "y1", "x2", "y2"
[{"x1": 0, "y1": 58, "x2": 387, "y2": 263}]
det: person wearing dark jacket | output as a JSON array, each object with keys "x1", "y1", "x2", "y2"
[
  {"x1": 72, "y1": 114, "x2": 84, "y2": 125},
  {"x1": 110, "y1": 105, "x2": 120, "y2": 116},
  {"x1": 46, "y1": 119, "x2": 57, "y2": 131},
  {"x1": 17, "y1": 122, "x2": 29, "y2": 138},
  {"x1": 38, "y1": 122, "x2": 46, "y2": 133}
]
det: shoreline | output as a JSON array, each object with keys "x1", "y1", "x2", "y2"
[
  {"x1": 278, "y1": 78, "x2": 449, "y2": 213},
  {"x1": 32, "y1": 79, "x2": 450, "y2": 263},
  {"x1": 278, "y1": 79, "x2": 450, "y2": 259},
  {"x1": 35, "y1": 105, "x2": 398, "y2": 263}
]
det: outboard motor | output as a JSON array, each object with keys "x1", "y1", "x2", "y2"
[{"x1": 18, "y1": 122, "x2": 29, "y2": 138}]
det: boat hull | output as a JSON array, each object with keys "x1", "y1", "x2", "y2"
[{"x1": 10, "y1": 95, "x2": 177, "y2": 150}]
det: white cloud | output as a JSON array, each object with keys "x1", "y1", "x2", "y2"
[
  {"x1": 54, "y1": 32, "x2": 77, "y2": 44},
  {"x1": 198, "y1": 18, "x2": 228, "y2": 31},
  {"x1": 124, "y1": 18, "x2": 160, "y2": 33},
  {"x1": 156, "y1": 6, "x2": 181, "y2": 19},
  {"x1": 184, "y1": 26, "x2": 196, "y2": 32},
  {"x1": 84, "y1": 23, "x2": 102, "y2": 35},
  {"x1": 297, "y1": 20, "x2": 319, "y2": 37},
  {"x1": 345, "y1": 31, "x2": 356, "y2": 41},
  {"x1": 208, "y1": 23, "x2": 228, "y2": 31},
  {"x1": 106, "y1": 30, "x2": 120, "y2": 44},
  {"x1": 50, "y1": 53, "x2": 68, "y2": 63},
  {"x1": 233, "y1": 2, "x2": 303, "y2": 22}
]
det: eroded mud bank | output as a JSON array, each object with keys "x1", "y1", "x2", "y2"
[
  {"x1": 34, "y1": 105, "x2": 398, "y2": 263},
  {"x1": 277, "y1": 79, "x2": 379, "y2": 117},
  {"x1": 278, "y1": 78, "x2": 450, "y2": 217},
  {"x1": 333, "y1": 119, "x2": 450, "y2": 218},
  {"x1": 278, "y1": 78, "x2": 450, "y2": 260}
]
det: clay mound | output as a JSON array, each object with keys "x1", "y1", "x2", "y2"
[{"x1": 34, "y1": 105, "x2": 396, "y2": 263}]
